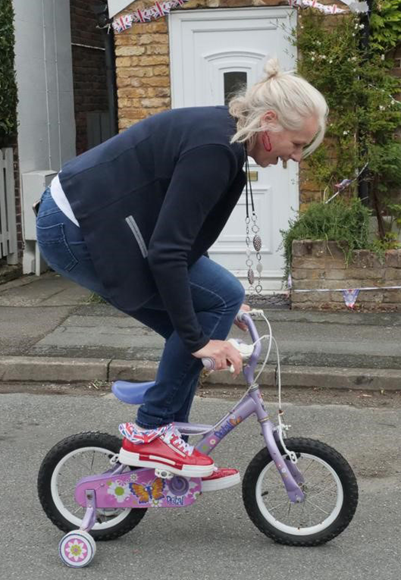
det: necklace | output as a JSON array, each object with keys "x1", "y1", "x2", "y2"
[{"x1": 244, "y1": 143, "x2": 263, "y2": 295}]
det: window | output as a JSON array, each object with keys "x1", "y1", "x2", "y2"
[{"x1": 224, "y1": 71, "x2": 247, "y2": 105}]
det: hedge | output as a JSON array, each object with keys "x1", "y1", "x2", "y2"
[{"x1": 0, "y1": 0, "x2": 18, "y2": 147}]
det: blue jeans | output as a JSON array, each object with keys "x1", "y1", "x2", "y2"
[{"x1": 36, "y1": 188, "x2": 245, "y2": 428}]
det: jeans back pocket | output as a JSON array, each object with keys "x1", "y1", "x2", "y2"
[{"x1": 36, "y1": 222, "x2": 78, "y2": 272}]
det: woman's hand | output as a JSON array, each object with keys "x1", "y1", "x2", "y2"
[
  {"x1": 192, "y1": 340, "x2": 243, "y2": 377},
  {"x1": 233, "y1": 303, "x2": 251, "y2": 332}
]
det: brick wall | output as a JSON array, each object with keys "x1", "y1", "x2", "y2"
[
  {"x1": 70, "y1": 0, "x2": 110, "y2": 155},
  {"x1": 291, "y1": 240, "x2": 401, "y2": 311},
  {"x1": 114, "y1": 0, "x2": 294, "y2": 130}
]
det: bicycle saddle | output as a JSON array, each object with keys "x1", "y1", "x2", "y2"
[{"x1": 111, "y1": 380, "x2": 155, "y2": 404}]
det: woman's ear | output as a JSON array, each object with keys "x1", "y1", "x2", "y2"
[{"x1": 261, "y1": 110, "x2": 278, "y2": 130}]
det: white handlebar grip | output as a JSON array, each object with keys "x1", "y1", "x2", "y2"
[{"x1": 202, "y1": 357, "x2": 215, "y2": 371}]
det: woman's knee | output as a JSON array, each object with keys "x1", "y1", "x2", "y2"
[
  {"x1": 189, "y1": 257, "x2": 245, "y2": 313},
  {"x1": 225, "y1": 273, "x2": 245, "y2": 311}
]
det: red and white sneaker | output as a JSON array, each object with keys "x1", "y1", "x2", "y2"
[
  {"x1": 201, "y1": 467, "x2": 240, "y2": 492},
  {"x1": 118, "y1": 422, "x2": 214, "y2": 478}
]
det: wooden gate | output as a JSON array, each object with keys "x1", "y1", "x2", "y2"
[{"x1": 0, "y1": 148, "x2": 18, "y2": 264}]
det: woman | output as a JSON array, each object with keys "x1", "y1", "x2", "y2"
[{"x1": 36, "y1": 59, "x2": 328, "y2": 483}]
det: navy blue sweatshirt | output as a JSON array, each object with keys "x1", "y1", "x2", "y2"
[{"x1": 60, "y1": 106, "x2": 246, "y2": 352}]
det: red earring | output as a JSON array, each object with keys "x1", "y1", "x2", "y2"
[{"x1": 262, "y1": 131, "x2": 272, "y2": 152}]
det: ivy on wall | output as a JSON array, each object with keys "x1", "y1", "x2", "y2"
[
  {"x1": 0, "y1": 0, "x2": 18, "y2": 148},
  {"x1": 370, "y1": 0, "x2": 401, "y2": 54},
  {"x1": 295, "y1": 10, "x2": 401, "y2": 224}
]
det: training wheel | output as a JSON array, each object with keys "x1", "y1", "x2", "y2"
[{"x1": 59, "y1": 530, "x2": 96, "y2": 568}]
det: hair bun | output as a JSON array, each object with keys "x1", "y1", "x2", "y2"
[{"x1": 263, "y1": 58, "x2": 280, "y2": 81}]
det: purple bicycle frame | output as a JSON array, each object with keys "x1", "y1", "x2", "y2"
[
  {"x1": 75, "y1": 314, "x2": 304, "y2": 529},
  {"x1": 176, "y1": 313, "x2": 305, "y2": 504}
]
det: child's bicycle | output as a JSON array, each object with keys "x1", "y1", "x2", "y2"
[{"x1": 37, "y1": 309, "x2": 358, "y2": 568}]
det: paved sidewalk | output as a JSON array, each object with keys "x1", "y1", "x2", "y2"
[{"x1": 0, "y1": 272, "x2": 400, "y2": 390}]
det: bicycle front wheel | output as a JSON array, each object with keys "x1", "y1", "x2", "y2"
[{"x1": 243, "y1": 437, "x2": 358, "y2": 546}]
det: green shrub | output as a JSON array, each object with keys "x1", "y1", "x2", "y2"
[
  {"x1": 370, "y1": 0, "x2": 401, "y2": 54},
  {"x1": 0, "y1": 0, "x2": 18, "y2": 147},
  {"x1": 281, "y1": 198, "x2": 373, "y2": 281},
  {"x1": 294, "y1": 10, "x2": 401, "y2": 237}
]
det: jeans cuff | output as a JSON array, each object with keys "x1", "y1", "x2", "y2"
[{"x1": 135, "y1": 416, "x2": 171, "y2": 430}]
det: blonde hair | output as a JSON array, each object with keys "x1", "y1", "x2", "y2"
[{"x1": 229, "y1": 58, "x2": 328, "y2": 157}]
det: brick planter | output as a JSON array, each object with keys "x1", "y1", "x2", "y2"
[{"x1": 291, "y1": 241, "x2": 401, "y2": 311}]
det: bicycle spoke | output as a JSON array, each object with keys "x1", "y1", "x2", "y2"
[
  {"x1": 298, "y1": 459, "x2": 316, "y2": 477},
  {"x1": 71, "y1": 454, "x2": 96, "y2": 472},
  {"x1": 90, "y1": 451, "x2": 95, "y2": 473},
  {"x1": 304, "y1": 469, "x2": 333, "y2": 491},
  {"x1": 306, "y1": 481, "x2": 337, "y2": 501},
  {"x1": 266, "y1": 497, "x2": 291, "y2": 512},
  {"x1": 304, "y1": 498, "x2": 330, "y2": 515}
]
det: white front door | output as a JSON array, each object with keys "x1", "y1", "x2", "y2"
[{"x1": 169, "y1": 7, "x2": 298, "y2": 292}]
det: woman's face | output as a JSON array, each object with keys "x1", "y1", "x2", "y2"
[{"x1": 247, "y1": 113, "x2": 319, "y2": 168}]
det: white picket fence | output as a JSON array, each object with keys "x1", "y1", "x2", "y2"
[{"x1": 0, "y1": 148, "x2": 18, "y2": 264}]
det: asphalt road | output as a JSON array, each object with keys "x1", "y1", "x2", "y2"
[{"x1": 0, "y1": 387, "x2": 400, "y2": 580}]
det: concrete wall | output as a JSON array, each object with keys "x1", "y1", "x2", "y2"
[
  {"x1": 13, "y1": 0, "x2": 76, "y2": 273},
  {"x1": 13, "y1": 0, "x2": 76, "y2": 174}
]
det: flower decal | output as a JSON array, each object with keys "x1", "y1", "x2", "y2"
[
  {"x1": 107, "y1": 480, "x2": 131, "y2": 503},
  {"x1": 66, "y1": 539, "x2": 87, "y2": 562}
]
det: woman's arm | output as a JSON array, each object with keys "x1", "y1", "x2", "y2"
[{"x1": 147, "y1": 144, "x2": 239, "y2": 352}]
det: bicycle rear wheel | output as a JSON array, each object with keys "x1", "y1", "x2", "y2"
[
  {"x1": 38, "y1": 432, "x2": 146, "y2": 541},
  {"x1": 243, "y1": 437, "x2": 358, "y2": 546}
]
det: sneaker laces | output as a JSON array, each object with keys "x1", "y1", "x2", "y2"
[{"x1": 163, "y1": 426, "x2": 194, "y2": 456}]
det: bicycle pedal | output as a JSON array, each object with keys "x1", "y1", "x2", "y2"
[
  {"x1": 155, "y1": 468, "x2": 174, "y2": 480},
  {"x1": 109, "y1": 454, "x2": 119, "y2": 466}
]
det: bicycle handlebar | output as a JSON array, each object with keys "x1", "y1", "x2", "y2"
[{"x1": 201, "y1": 310, "x2": 262, "y2": 372}]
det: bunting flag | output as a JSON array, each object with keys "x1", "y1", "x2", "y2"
[
  {"x1": 342, "y1": 288, "x2": 360, "y2": 308},
  {"x1": 288, "y1": 0, "x2": 346, "y2": 13},
  {"x1": 113, "y1": 14, "x2": 134, "y2": 32},
  {"x1": 288, "y1": 0, "x2": 368, "y2": 13},
  {"x1": 340, "y1": 0, "x2": 369, "y2": 12},
  {"x1": 324, "y1": 163, "x2": 369, "y2": 204},
  {"x1": 112, "y1": 0, "x2": 369, "y2": 33},
  {"x1": 291, "y1": 285, "x2": 401, "y2": 308},
  {"x1": 112, "y1": 0, "x2": 190, "y2": 33}
]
